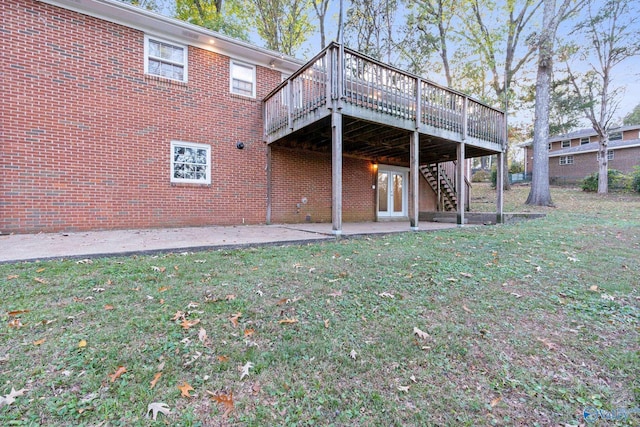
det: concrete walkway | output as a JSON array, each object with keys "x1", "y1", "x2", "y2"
[{"x1": 0, "y1": 222, "x2": 456, "y2": 264}]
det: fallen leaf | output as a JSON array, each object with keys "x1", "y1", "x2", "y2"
[
  {"x1": 187, "y1": 302, "x2": 199, "y2": 309},
  {"x1": 244, "y1": 328, "x2": 255, "y2": 337},
  {"x1": 178, "y1": 382, "x2": 194, "y2": 397},
  {"x1": 349, "y1": 349, "x2": 357, "y2": 360},
  {"x1": 171, "y1": 311, "x2": 186, "y2": 321},
  {"x1": 229, "y1": 313, "x2": 242, "y2": 327},
  {"x1": 460, "y1": 272, "x2": 473, "y2": 278},
  {"x1": 397, "y1": 385, "x2": 410, "y2": 392},
  {"x1": 413, "y1": 327, "x2": 429, "y2": 339},
  {"x1": 240, "y1": 361, "x2": 254, "y2": 380},
  {"x1": 462, "y1": 305, "x2": 473, "y2": 314},
  {"x1": 146, "y1": 402, "x2": 170, "y2": 420},
  {"x1": 150, "y1": 372, "x2": 162, "y2": 389},
  {"x1": 217, "y1": 355, "x2": 230, "y2": 362},
  {"x1": 225, "y1": 294, "x2": 236, "y2": 301},
  {"x1": 536, "y1": 337, "x2": 557, "y2": 351},
  {"x1": 278, "y1": 318, "x2": 298, "y2": 324},
  {"x1": 328, "y1": 290, "x2": 343, "y2": 297},
  {"x1": 151, "y1": 266, "x2": 166, "y2": 273},
  {"x1": 7, "y1": 275, "x2": 19, "y2": 280},
  {"x1": 207, "y1": 390, "x2": 234, "y2": 417},
  {"x1": 0, "y1": 387, "x2": 27, "y2": 407},
  {"x1": 181, "y1": 319, "x2": 201, "y2": 329},
  {"x1": 104, "y1": 305, "x2": 114, "y2": 310},
  {"x1": 76, "y1": 259, "x2": 93, "y2": 264},
  {"x1": 78, "y1": 339, "x2": 87, "y2": 348},
  {"x1": 251, "y1": 382, "x2": 261, "y2": 395},
  {"x1": 276, "y1": 298, "x2": 290, "y2": 305},
  {"x1": 36, "y1": 268, "x2": 45, "y2": 273},
  {"x1": 490, "y1": 396, "x2": 502, "y2": 407},
  {"x1": 174, "y1": 265, "x2": 179, "y2": 271},
  {"x1": 7, "y1": 310, "x2": 29, "y2": 316},
  {"x1": 109, "y1": 366, "x2": 127, "y2": 382},
  {"x1": 33, "y1": 338, "x2": 46, "y2": 346},
  {"x1": 589, "y1": 285, "x2": 599, "y2": 292},
  {"x1": 8, "y1": 319, "x2": 23, "y2": 328},
  {"x1": 410, "y1": 375, "x2": 417, "y2": 383},
  {"x1": 34, "y1": 277, "x2": 47, "y2": 284},
  {"x1": 158, "y1": 286, "x2": 169, "y2": 292},
  {"x1": 446, "y1": 277, "x2": 458, "y2": 282},
  {"x1": 198, "y1": 327, "x2": 207, "y2": 344},
  {"x1": 324, "y1": 319, "x2": 330, "y2": 328},
  {"x1": 378, "y1": 291, "x2": 395, "y2": 298},
  {"x1": 567, "y1": 257, "x2": 579, "y2": 262}
]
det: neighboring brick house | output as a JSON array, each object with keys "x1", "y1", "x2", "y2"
[
  {"x1": 523, "y1": 125, "x2": 640, "y2": 184},
  {"x1": 2, "y1": 0, "x2": 506, "y2": 234}
]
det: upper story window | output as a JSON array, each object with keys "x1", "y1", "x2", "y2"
[
  {"x1": 609, "y1": 131, "x2": 622, "y2": 141},
  {"x1": 230, "y1": 60, "x2": 256, "y2": 98},
  {"x1": 145, "y1": 35, "x2": 187, "y2": 82},
  {"x1": 171, "y1": 141, "x2": 210, "y2": 184},
  {"x1": 561, "y1": 140, "x2": 571, "y2": 148},
  {"x1": 580, "y1": 137, "x2": 590, "y2": 145}
]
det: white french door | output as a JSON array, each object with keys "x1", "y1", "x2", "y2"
[{"x1": 377, "y1": 168, "x2": 408, "y2": 217}]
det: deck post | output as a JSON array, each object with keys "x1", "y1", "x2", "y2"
[
  {"x1": 266, "y1": 145, "x2": 272, "y2": 225},
  {"x1": 331, "y1": 110, "x2": 343, "y2": 236},
  {"x1": 496, "y1": 150, "x2": 504, "y2": 224},
  {"x1": 409, "y1": 130, "x2": 419, "y2": 231},
  {"x1": 456, "y1": 142, "x2": 466, "y2": 226}
]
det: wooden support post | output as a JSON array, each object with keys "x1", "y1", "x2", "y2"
[
  {"x1": 457, "y1": 142, "x2": 466, "y2": 226},
  {"x1": 496, "y1": 150, "x2": 504, "y2": 224},
  {"x1": 436, "y1": 163, "x2": 441, "y2": 212},
  {"x1": 331, "y1": 110, "x2": 343, "y2": 236},
  {"x1": 287, "y1": 80, "x2": 293, "y2": 130},
  {"x1": 266, "y1": 145, "x2": 272, "y2": 225},
  {"x1": 409, "y1": 131, "x2": 419, "y2": 230}
]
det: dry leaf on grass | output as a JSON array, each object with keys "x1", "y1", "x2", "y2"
[
  {"x1": 180, "y1": 319, "x2": 200, "y2": 329},
  {"x1": 462, "y1": 305, "x2": 473, "y2": 314},
  {"x1": 240, "y1": 362, "x2": 254, "y2": 380},
  {"x1": 229, "y1": 313, "x2": 242, "y2": 327},
  {"x1": 198, "y1": 327, "x2": 207, "y2": 344},
  {"x1": 178, "y1": 382, "x2": 194, "y2": 397},
  {"x1": 109, "y1": 366, "x2": 127, "y2": 382},
  {"x1": 490, "y1": 396, "x2": 502, "y2": 407},
  {"x1": 147, "y1": 402, "x2": 170, "y2": 420},
  {"x1": 78, "y1": 340, "x2": 87, "y2": 348},
  {"x1": 397, "y1": 385, "x2": 410, "y2": 392},
  {"x1": 0, "y1": 387, "x2": 27, "y2": 407},
  {"x1": 33, "y1": 338, "x2": 46, "y2": 346},
  {"x1": 413, "y1": 327, "x2": 429, "y2": 339},
  {"x1": 7, "y1": 310, "x2": 29, "y2": 316},
  {"x1": 34, "y1": 277, "x2": 47, "y2": 284},
  {"x1": 378, "y1": 291, "x2": 395, "y2": 298},
  {"x1": 536, "y1": 337, "x2": 557, "y2": 351},
  {"x1": 328, "y1": 290, "x2": 343, "y2": 297},
  {"x1": 349, "y1": 349, "x2": 357, "y2": 360},
  {"x1": 207, "y1": 390, "x2": 234, "y2": 417},
  {"x1": 150, "y1": 372, "x2": 162, "y2": 389},
  {"x1": 278, "y1": 318, "x2": 298, "y2": 325},
  {"x1": 7, "y1": 275, "x2": 19, "y2": 280}
]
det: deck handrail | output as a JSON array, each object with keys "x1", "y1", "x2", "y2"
[{"x1": 264, "y1": 42, "x2": 505, "y2": 146}]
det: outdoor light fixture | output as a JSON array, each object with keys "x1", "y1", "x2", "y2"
[{"x1": 236, "y1": 142, "x2": 245, "y2": 149}]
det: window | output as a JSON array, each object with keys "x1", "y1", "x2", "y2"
[
  {"x1": 145, "y1": 36, "x2": 187, "y2": 82},
  {"x1": 548, "y1": 143, "x2": 552, "y2": 150},
  {"x1": 230, "y1": 60, "x2": 256, "y2": 97},
  {"x1": 580, "y1": 137, "x2": 590, "y2": 145},
  {"x1": 171, "y1": 141, "x2": 210, "y2": 184},
  {"x1": 559, "y1": 155, "x2": 574, "y2": 165},
  {"x1": 609, "y1": 131, "x2": 622, "y2": 141},
  {"x1": 561, "y1": 140, "x2": 571, "y2": 148},
  {"x1": 597, "y1": 150, "x2": 614, "y2": 161}
]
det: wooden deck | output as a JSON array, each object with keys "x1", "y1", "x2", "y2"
[
  {"x1": 263, "y1": 43, "x2": 506, "y2": 233},
  {"x1": 263, "y1": 43, "x2": 505, "y2": 162}
]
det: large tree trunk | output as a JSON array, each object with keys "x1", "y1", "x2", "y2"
[{"x1": 598, "y1": 136, "x2": 609, "y2": 193}]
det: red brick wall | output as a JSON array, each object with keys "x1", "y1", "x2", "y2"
[
  {"x1": 270, "y1": 147, "x2": 376, "y2": 223},
  {"x1": 549, "y1": 147, "x2": 640, "y2": 180},
  {"x1": 2, "y1": 0, "x2": 283, "y2": 233}
]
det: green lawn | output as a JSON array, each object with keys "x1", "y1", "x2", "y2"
[{"x1": 1, "y1": 185, "x2": 638, "y2": 426}]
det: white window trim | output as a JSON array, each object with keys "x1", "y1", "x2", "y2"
[
  {"x1": 609, "y1": 131, "x2": 622, "y2": 141},
  {"x1": 597, "y1": 150, "x2": 614, "y2": 161},
  {"x1": 144, "y1": 35, "x2": 188, "y2": 82},
  {"x1": 561, "y1": 140, "x2": 571, "y2": 148},
  {"x1": 170, "y1": 141, "x2": 211, "y2": 184},
  {"x1": 559, "y1": 155, "x2": 574, "y2": 165},
  {"x1": 230, "y1": 59, "x2": 256, "y2": 98},
  {"x1": 580, "y1": 137, "x2": 590, "y2": 145}
]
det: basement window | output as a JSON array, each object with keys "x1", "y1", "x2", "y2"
[
  {"x1": 171, "y1": 141, "x2": 210, "y2": 184},
  {"x1": 145, "y1": 36, "x2": 187, "y2": 82},
  {"x1": 597, "y1": 150, "x2": 614, "y2": 161},
  {"x1": 559, "y1": 155, "x2": 574, "y2": 165}
]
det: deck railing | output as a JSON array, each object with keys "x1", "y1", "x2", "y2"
[{"x1": 264, "y1": 43, "x2": 505, "y2": 146}]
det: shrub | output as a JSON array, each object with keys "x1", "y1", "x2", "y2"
[
  {"x1": 581, "y1": 169, "x2": 627, "y2": 192},
  {"x1": 471, "y1": 170, "x2": 491, "y2": 182},
  {"x1": 632, "y1": 166, "x2": 640, "y2": 193}
]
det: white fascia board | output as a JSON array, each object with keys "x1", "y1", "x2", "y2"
[
  {"x1": 548, "y1": 142, "x2": 640, "y2": 157},
  {"x1": 36, "y1": 0, "x2": 304, "y2": 74}
]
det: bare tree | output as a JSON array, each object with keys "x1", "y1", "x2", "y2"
[
  {"x1": 311, "y1": 0, "x2": 331, "y2": 49},
  {"x1": 564, "y1": 0, "x2": 640, "y2": 193}
]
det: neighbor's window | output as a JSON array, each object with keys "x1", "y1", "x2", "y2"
[
  {"x1": 230, "y1": 60, "x2": 256, "y2": 97},
  {"x1": 145, "y1": 35, "x2": 187, "y2": 82},
  {"x1": 580, "y1": 137, "x2": 590, "y2": 145},
  {"x1": 548, "y1": 143, "x2": 552, "y2": 150},
  {"x1": 561, "y1": 140, "x2": 571, "y2": 148},
  {"x1": 559, "y1": 155, "x2": 574, "y2": 165},
  {"x1": 171, "y1": 141, "x2": 210, "y2": 184},
  {"x1": 597, "y1": 150, "x2": 614, "y2": 161},
  {"x1": 609, "y1": 131, "x2": 622, "y2": 141}
]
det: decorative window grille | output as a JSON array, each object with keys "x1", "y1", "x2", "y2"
[{"x1": 170, "y1": 141, "x2": 210, "y2": 184}]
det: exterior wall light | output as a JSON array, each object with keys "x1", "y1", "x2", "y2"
[{"x1": 236, "y1": 142, "x2": 245, "y2": 149}]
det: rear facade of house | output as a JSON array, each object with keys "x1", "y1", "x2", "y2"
[
  {"x1": 524, "y1": 126, "x2": 640, "y2": 185},
  {"x1": 2, "y1": 0, "x2": 505, "y2": 234}
]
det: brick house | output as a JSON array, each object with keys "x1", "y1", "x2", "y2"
[
  {"x1": 523, "y1": 125, "x2": 640, "y2": 184},
  {"x1": 2, "y1": 0, "x2": 506, "y2": 234}
]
